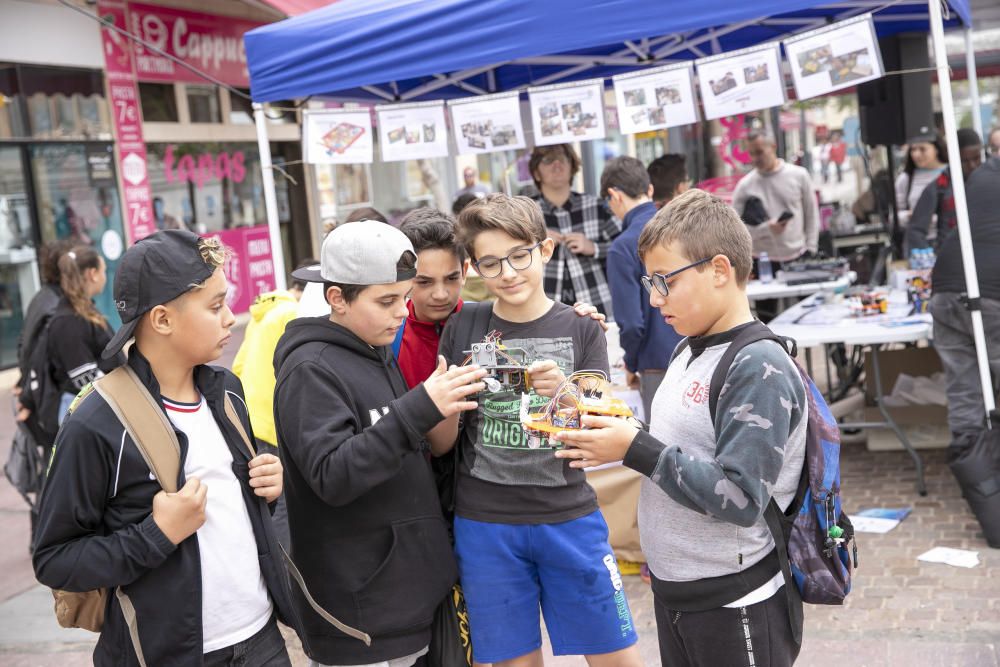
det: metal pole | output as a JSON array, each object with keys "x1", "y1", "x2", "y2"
[
  {"x1": 964, "y1": 28, "x2": 984, "y2": 142},
  {"x1": 253, "y1": 102, "x2": 288, "y2": 292},
  {"x1": 929, "y1": 1, "x2": 996, "y2": 415}
]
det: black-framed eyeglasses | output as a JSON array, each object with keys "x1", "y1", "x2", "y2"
[
  {"x1": 474, "y1": 242, "x2": 543, "y2": 279},
  {"x1": 641, "y1": 257, "x2": 712, "y2": 297}
]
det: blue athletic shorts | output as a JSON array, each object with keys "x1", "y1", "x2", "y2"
[{"x1": 454, "y1": 510, "x2": 638, "y2": 663}]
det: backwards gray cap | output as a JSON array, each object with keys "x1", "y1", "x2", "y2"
[{"x1": 292, "y1": 219, "x2": 417, "y2": 285}]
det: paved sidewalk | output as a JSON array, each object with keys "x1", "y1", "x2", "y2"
[{"x1": 1, "y1": 325, "x2": 998, "y2": 665}]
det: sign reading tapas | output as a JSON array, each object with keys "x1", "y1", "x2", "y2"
[
  {"x1": 612, "y1": 63, "x2": 699, "y2": 134},
  {"x1": 695, "y1": 43, "x2": 786, "y2": 121},
  {"x1": 302, "y1": 108, "x2": 373, "y2": 164},
  {"x1": 375, "y1": 101, "x2": 450, "y2": 162},
  {"x1": 783, "y1": 14, "x2": 884, "y2": 100},
  {"x1": 448, "y1": 92, "x2": 526, "y2": 155},
  {"x1": 528, "y1": 79, "x2": 606, "y2": 146}
]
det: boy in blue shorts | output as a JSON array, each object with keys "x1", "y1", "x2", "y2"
[{"x1": 430, "y1": 194, "x2": 641, "y2": 667}]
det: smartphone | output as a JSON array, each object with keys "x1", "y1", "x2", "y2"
[{"x1": 777, "y1": 210, "x2": 794, "y2": 224}]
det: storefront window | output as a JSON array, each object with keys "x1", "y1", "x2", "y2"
[
  {"x1": 146, "y1": 142, "x2": 274, "y2": 233},
  {"x1": 18, "y1": 65, "x2": 111, "y2": 140},
  {"x1": 29, "y1": 143, "x2": 125, "y2": 329},
  {"x1": 0, "y1": 146, "x2": 32, "y2": 368},
  {"x1": 0, "y1": 65, "x2": 29, "y2": 138},
  {"x1": 229, "y1": 89, "x2": 254, "y2": 125},
  {"x1": 139, "y1": 82, "x2": 179, "y2": 122},
  {"x1": 187, "y1": 85, "x2": 221, "y2": 123}
]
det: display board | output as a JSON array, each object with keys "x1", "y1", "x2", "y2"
[
  {"x1": 448, "y1": 91, "x2": 527, "y2": 154},
  {"x1": 695, "y1": 42, "x2": 786, "y2": 120},
  {"x1": 302, "y1": 108, "x2": 374, "y2": 164},
  {"x1": 612, "y1": 63, "x2": 699, "y2": 134},
  {"x1": 784, "y1": 14, "x2": 884, "y2": 100},
  {"x1": 375, "y1": 101, "x2": 450, "y2": 162},
  {"x1": 528, "y1": 79, "x2": 606, "y2": 146}
]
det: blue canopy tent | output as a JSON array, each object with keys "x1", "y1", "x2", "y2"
[
  {"x1": 244, "y1": 0, "x2": 993, "y2": 419},
  {"x1": 245, "y1": 0, "x2": 969, "y2": 103}
]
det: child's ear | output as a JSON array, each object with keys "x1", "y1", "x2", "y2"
[
  {"x1": 540, "y1": 238, "x2": 555, "y2": 262},
  {"x1": 146, "y1": 305, "x2": 173, "y2": 335},
  {"x1": 461, "y1": 258, "x2": 470, "y2": 279},
  {"x1": 326, "y1": 285, "x2": 347, "y2": 314},
  {"x1": 712, "y1": 254, "x2": 734, "y2": 286}
]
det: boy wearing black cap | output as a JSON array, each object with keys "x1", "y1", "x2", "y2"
[
  {"x1": 273, "y1": 220, "x2": 486, "y2": 667},
  {"x1": 33, "y1": 230, "x2": 297, "y2": 666}
]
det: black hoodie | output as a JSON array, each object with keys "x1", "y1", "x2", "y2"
[{"x1": 273, "y1": 316, "x2": 457, "y2": 664}]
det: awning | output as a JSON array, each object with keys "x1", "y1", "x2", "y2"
[{"x1": 245, "y1": 0, "x2": 971, "y2": 103}]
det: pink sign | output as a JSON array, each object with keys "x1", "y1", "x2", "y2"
[
  {"x1": 162, "y1": 144, "x2": 247, "y2": 189},
  {"x1": 127, "y1": 2, "x2": 263, "y2": 87},
  {"x1": 208, "y1": 226, "x2": 277, "y2": 314},
  {"x1": 99, "y1": 1, "x2": 155, "y2": 244}
]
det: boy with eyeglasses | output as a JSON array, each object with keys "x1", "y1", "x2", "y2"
[
  {"x1": 555, "y1": 189, "x2": 807, "y2": 667},
  {"x1": 429, "y1": 194, "x2": 641, "y2": 667}
]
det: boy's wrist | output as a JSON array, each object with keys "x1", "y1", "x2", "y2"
[{"x1": 622, "y1": 430, "x2": 665, "y2": 478}]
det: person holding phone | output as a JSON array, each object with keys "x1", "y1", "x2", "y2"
[{"x1": 733, "y1": 131, "x2": 819, "y2": 319}]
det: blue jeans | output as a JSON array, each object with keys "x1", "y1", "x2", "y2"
[{"x1": 202, "y1": 617, "x2": 291, "y2": 667}]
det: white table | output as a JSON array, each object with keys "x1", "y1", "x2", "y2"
[
  {"x1": 769, "y1": 290, "x2": 932, "y2": 495},
  {"x1": 746, "y1": 271, "x2": 856, "y2": 302}
]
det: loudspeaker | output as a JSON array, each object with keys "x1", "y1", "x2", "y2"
[{"x1": 857, "y1": 33, "x2": 934, "y2": 146}]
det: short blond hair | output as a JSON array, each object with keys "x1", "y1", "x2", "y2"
[
  {"x1": 187, "y1": 237, "x2": 229, "y2": 289},
  {"x1": 456, "y1": 193, "x2": 547, "y2": 260},
  {"x1": 637, "y1": 188, "x2": 753, "y2": 285}
]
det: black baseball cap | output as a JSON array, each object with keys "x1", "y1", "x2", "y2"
[{"x1": 102, "y1": 229, "x2": 216, "y2": 359}]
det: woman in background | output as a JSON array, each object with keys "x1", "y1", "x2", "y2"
[{"x1": 47, "y1": 245, "x2": 124, "y2": 422}]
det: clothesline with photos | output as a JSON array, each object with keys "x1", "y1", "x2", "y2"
[{"x1": 301, "y1": 13, "x2": 884, "y2": 166}]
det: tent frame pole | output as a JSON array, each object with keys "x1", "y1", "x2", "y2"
[
  {"x1": 928, "y1": 0, "x2": 995, "y2": 417},
  {"x1": 253, "y1": 102, "x2": 288, "y2": 292},
  {"x1": 964, "y1": 28, "x2": 984, "y2": 141}
]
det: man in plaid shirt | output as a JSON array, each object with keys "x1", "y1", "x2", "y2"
[{"x1": 530, "y1": 144, "x2": 622, "y2": 318}]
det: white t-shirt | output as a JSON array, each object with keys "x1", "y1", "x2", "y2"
[{"x1": 164, "y1": 395, "x2": 273, "y2": 653}]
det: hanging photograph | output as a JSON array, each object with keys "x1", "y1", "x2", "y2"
[
  {"x1": 696, "y1": 43, "x2": 786, "y2": 121},
  {"x1": 302, "y1": 108, "x2": 373, "y2": 165},
  {"x1": 783, "y1": 14, "x2": 884, "y2": 100},
  {"x1": 375, "y1": 101, "x2": 450, "y2": 162},
  {"x1": 528, "y1": 79, "x2": 606, "y2": 146},
  {"x1": 612, "y1": 63, "x2": 698, "y2": 135},
  {"x1": 448, "y1": 92, "x2": 527, "y2": 155}
]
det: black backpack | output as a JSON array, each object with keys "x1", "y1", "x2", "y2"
[{"x1": 18, "y1": 317, "x2": 62, "y2": 445}]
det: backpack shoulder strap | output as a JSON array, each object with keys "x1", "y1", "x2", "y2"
[
  {"x1": 93, "y1": 366, "x2": 181, "y2": 494},
  {"x1": 707, "y1": 321, "x2": 789, "y2": 424},
  {"x1": 224, "y1": 393, "x2": 257, "y2": 458},
  {"x1": 390, "y1": 320, "x2": 405, "y2": 359}
]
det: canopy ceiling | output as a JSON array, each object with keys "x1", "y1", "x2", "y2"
[{"x1": 246, "y1": 0, "x2": 971, "y2": 104}]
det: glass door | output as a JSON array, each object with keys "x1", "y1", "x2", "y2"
[{"x1": 30, "y1": 143, "x2": 125, "y2": 328}]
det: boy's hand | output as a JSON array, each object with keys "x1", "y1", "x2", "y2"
[
  {"x1": 564, "y1": 232, "x2": 596, "y2": 256},
  {"x1": 152, "y1": 477, "x2": 208, "y2": 545},
  {"x1": 768, "y1": 218, "x2": 789, "y2": 235},
  {"x1": 249, "y1": 453, "x2": 283, "y2": 502},
  {"x1": 424, "y1": 356, "x2": 487, "y2": 417},
  {"x1": 547, "y1": 229, "x2": 565, "y2": 245},
  {"x1": 553, "y1": 415, "x2": 639, "y2": 468},
  {"x1": 573, "y1": 302, "x2": 609, "y2": 332},
  {"x1": 528, "y1": 360, "x2": 565, "y2": 397}
]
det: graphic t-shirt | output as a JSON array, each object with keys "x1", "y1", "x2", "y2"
[
  {"x1": 163, "y1": 395, "x2": 273, "y2": 653},
  {"x1": 439, "y1": 301, "x2": 608, "y2": 524}
]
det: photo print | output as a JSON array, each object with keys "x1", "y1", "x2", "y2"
[
  {"x1": 655, "y1": 86, "x2": 682, "y2": 106},
  {"x1": 623, "y1": 88, "x2": 647, "y2": 107},
  {"x1": 302, "y1": 109, "x2": 374, "y2": 165},
  {"x1": 743, "y1": 63, "x2": 769, "y2": 84},
  {"x1": 612, "y1": 63, "x2": 698, "y2": 134},
  {"x1": 528, "y1": 79, "x2": 606, "y2": 146},
  {"x1": 783, "y1": 14, "x2": 884, "y2": 100},
  {"x1": 709, "y1": 72, "x2": 738, "y2": 96},
  {"x1": 448, "y1": 91, "x2": 527, "y2": 154},
  {"x1": 377, "y1": 101, "x2": 449, "y2": 162}
]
